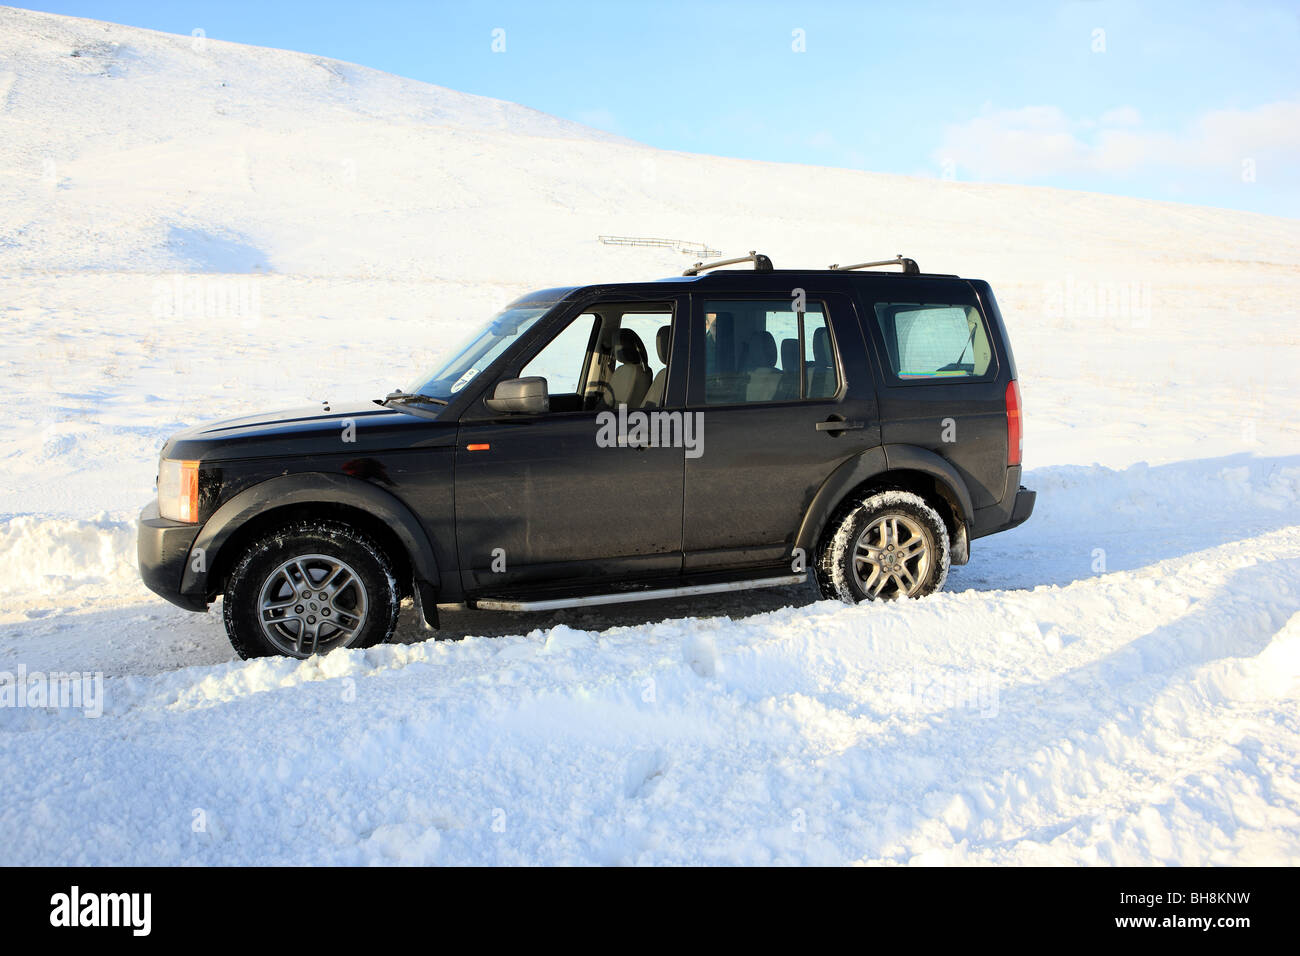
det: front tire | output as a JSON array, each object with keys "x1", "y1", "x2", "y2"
[
  {"x1": 816, "y1": 490, "x2": 950, "y2": 602},
  {"x1": 222, "y1": 520, "x2": 400, "y2": 659}
]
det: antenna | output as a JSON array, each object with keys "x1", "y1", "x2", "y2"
[
  {"x1": 828, "y1": 255, "x2": 920, "y2": 275},
  {"x1": 683, "y1": 250, "x2": 774, "y2": 277}
]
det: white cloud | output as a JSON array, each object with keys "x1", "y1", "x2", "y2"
[
  {"x1": 1098, "y1": 106, "x2": 1142, "y2": 128},
  {"x1": 1194, "y1": 100, "x2": 1300, "y2": 164},
  {"x1": 933, "y1": 99, "x2": 1300, "y2": 181}
]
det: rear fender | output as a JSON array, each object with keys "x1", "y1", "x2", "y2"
[{"x1": 795, "y1": 445, "x2": 975, "y2": 561}]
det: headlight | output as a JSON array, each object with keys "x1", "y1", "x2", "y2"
[{"x1": 158, "y1": 459, "x2": 200, "y2": 523}]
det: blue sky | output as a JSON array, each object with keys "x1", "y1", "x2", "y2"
[{"x1": 24, "y1": 0, "x2": 1300, "y2": 217}]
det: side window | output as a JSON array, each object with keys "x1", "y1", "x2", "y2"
[
  {"x1": 873, "y1": 303, "x2": 993, "y2": 380},
  {"x1": 702, "y1": 299, "x2": 838, "y2": 404},
  {"x1": 520, "y1": 302, "x2": 676, "y2": 411},
  {"x1": 610, "y1": 307, "x2": 673, "y2": 409},
  {"x1": 802, "y1": 309, "x2": 838, "y2": 399},
  {"x1": 522, "y1": 313, "x2": 597, "y2": 395},
  {"x1": 617, "y1": 311, "x2": 671, "y2": 394}
]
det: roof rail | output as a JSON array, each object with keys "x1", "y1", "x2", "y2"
[
  {"x1": 683, "y1": 250, "x2": 774, "y2": 277},
  {"x1": 828, "y1": 255, "x2": 920, "y2": 275}
]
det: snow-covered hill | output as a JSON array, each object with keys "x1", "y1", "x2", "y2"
[
  {"x1": 1, "y1": 6, "x2": 1298, "y2": 865},
  {"x1": 5, "y1": 4, "x2": 1300, "y2": 284}
]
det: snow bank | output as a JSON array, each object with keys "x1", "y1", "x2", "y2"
[
  {"x1": 1032, "y1": 458, "x2": 1300, "y2": 528},
  {"x1": 0, "y1": 514, "x2": 135, "y2": 607},
  {"x1": 2, "y1": 526, "x2": 1297, "y2": 865}
]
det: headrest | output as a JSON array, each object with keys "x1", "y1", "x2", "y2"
[
  {"x1": 655, "y1": 325, "x2": 670, "y2": 364},
  {"x1": 750, "y1": 330, "x2": 777, "y2": 368},
  {"x1": 616, "y1": 328, "x2": 648, "y2": 366},
  {"x1": 780, "y1": 338, "x2": 800, "y2": 371},
  {"x1": 812, "y1": 326, "x2": 831, "y2": 366}
]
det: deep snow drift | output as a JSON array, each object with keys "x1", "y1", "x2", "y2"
[{"x1": 1, "y1": 6, "x2": 1298, "y2": 864}]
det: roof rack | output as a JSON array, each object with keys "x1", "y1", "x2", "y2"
[
  {"x1": 683, "y1": 250, "x2": 774, "y2": 277},
  {"x1": 828, "y1": 255, "x2": 920, "y2": 275}
]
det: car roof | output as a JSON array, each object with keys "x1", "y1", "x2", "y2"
[
  {"x1": 530, "y1": 266, "x2": 972, "y2": 307},
  {"x1": 560, "y1": 268, "x2": 965, "y2": 296},
  {"x1": 648, "y1": 268, "x2": 964, "y2": 283}
]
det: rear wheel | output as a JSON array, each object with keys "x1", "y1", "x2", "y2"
[
  {"x1": 222, "y1": 520, "x2": 400, "y2": 659},
  {"x1": 816, "y1": 490, "x2": 950, "y2": 602}
]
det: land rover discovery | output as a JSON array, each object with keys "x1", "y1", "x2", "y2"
[{"x1": 137, "y1": 253, "x2": 1035, "y2": 658}]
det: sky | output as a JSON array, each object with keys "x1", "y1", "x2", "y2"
[{"x1": 19, "y1": 0, "x2": 1300, "y2": 217}]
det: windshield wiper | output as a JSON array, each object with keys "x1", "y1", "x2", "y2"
[
  {"x1": 378, "y1": 390, "x2": 449, "y2": 408},
  {"x1": 937, "y1": 323, "x2": 980, "y2": 373}
]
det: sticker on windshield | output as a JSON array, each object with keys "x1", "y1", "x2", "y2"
[{"x1": 450, "y1": 368, "x2": 479, "y2": 393}]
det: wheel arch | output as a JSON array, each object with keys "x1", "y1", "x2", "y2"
[
  {"x1": 796, "y1": 445, "x2": 975, "y2": 564},
  {"x1": 180, "y1": 473, "x2": 441, "y2": 602}
]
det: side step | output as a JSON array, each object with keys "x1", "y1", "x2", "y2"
[{"x1": 473, "y1": 573, "x2": 806, "y2": 613}]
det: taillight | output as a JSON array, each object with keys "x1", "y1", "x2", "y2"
[{"x1": 1005, "y1": 380, "x2": 1022, "y2": 466}]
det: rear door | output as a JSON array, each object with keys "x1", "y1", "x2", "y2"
[
  {"x1": 681, "y1": 290, "x2": 878, "y2": 572},
  {"x1": 853, "y1": 277, "x2": 1008, "y2": 508},
  {"x1": 455, "y1": 293, "x2": 689, "y2": 592}
]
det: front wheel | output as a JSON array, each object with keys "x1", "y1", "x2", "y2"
[
  {"x1": 222, "y1": 521, "x2": 400, "y2": 659},
  {"x1": 816, "y1": 491, "x2": 950, "y2": 602}
]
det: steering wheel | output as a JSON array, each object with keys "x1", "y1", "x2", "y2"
[{"x1": 586, "y1": 380, "x2": 616, "y2": 410}]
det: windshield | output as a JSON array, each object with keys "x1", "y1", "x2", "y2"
[{"x1": 405, "y1": 303, "x2": 553, "y2": 400}]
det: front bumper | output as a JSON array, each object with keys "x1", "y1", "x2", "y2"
[{"x1": 137, "y1": 501, "x2": 207, "y2": 611}]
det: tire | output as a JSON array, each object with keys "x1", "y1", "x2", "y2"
[
  {"x1": 815, "y1": 490, "x2": 950, "y2": 603},
  {"x1": 222, "y1": 520, "x2": 400, "y2": 659}
]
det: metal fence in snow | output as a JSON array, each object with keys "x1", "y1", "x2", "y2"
[{"x1": 598, "y1": 235, "x2": 722, "y2": 258}]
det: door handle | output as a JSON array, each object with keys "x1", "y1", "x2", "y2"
[{"x1": 816, "y1": 419, "x2": 865, "y2": 432}]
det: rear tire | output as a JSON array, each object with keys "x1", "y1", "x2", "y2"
[
  {"x1": 815, "y1": 490, "x2": 950, "y2": 602},
  {"x1": 222, "y1": 520, "x2": 400, "y2": 659}
]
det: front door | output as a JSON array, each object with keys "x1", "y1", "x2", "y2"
[{"x1": 455, "y1": 295, "x2": 689, "y2": 592}]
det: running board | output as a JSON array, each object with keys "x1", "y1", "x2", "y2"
[{"x1": 473, "y1": 573, "x2": 806, "y2": 613}]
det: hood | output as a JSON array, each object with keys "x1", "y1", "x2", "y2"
[{"x1": 160, "y1": 400, "x2": 454, "y2": 462}]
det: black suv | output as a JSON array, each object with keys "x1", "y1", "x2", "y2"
[{"x1": 138, "y1": 253, "x2": 1034, "y2": 658}]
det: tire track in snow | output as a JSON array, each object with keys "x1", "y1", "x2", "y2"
[{"x1": 826, "y1": 548, "x2": 1300, "y2": 863}]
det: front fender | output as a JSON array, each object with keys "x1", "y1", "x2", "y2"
[{"x1": 179, "y1": 472, "x2": 441, "y2": 599}]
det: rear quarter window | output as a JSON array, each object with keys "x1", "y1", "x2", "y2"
[{"x1": 872, "y1": 302, "x2": 995, "y2": 382}]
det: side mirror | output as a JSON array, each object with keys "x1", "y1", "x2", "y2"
[{"x1": 485, "y1": 376, "x2": 549, "y2": 414}]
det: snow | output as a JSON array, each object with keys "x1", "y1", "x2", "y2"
[{"x1": 2, "y1": 6, "x2": 1299, "y2": 864}]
